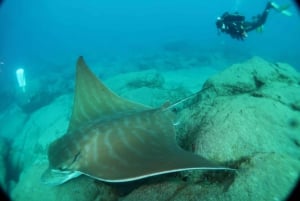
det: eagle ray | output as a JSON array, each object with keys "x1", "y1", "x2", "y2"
[{"x1": 41, "y1": 56, "x2": 233, "y2": 185}]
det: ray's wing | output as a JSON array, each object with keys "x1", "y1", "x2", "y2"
[
  {"x1": 68, "y1": 57, "x2": 150, "y2": 133},
  {"x1": 75, "y1": 108, "x2": 227, "y2": 182},
  {"x1": 43, "y1": 56, "x2": 232, "y2": 185}
]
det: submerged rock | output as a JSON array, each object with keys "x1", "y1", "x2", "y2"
[
  {"x1": 203, "y1": 56, "x2": 300, "y2": 96},
  {"x1": 182, "y1": 94, "x2": 300, "y2": 161},
  {"x1": 9, "y1": 94, "x2": 72, "y2": 174},
  {"x1": 182, "y1": 56, "x2": 300, "y2": 161},
  {"x1": 175, "y1": 56, "x2": 300, "y2": 200},
  {"x1": 8, "y1": 56, "x2": 300, "y2": 201},
  {"x1": 122, "y1": 56, "x2": 300, "y2": 201},
  {"x1": 224, "y1": 153, "x2": 300, "y2": 201}
]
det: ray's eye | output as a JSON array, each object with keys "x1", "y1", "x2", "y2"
[
  {"x1": 71, "y1": 151, "x2": 81, "y2": 165},
  {"x1": 56, "y1": 151, "x2": 81, "y2": 171}
]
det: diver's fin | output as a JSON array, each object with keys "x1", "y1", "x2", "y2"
[
  {"x1": 270, "y1": 2, "x2": 292, "y2": 16},
  {"x1": 256, "y1": 25, "x2": 264, "y2": 33}
]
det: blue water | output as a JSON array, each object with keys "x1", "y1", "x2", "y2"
[
  {"x1": 1, "y1": 0, "x2": 300, "y2": 69},
  {"x1": 0, "y1": 0, "x2": 299, "y2": 119},
  {"x1": 0, "y1": 1, "x2": 300, "y2": 200},
  {"x1": 0, "y1": 0, "x2": 299, "y2": 130}
]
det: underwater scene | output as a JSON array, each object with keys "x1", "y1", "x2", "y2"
[{"x1": 0, "y1": 0, "x2": 300, "y2": 200}]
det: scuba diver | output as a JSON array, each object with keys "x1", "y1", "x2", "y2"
[{"x1": 216, "y1": 1, "x2": 291, "y2": 40}]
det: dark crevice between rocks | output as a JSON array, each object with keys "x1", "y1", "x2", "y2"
[
  {"x1": 92, "y1": 182, "x2": 118, "y2": 201},
  {"x1": 272, "y1": 63, "x2": 297, "y2": 84},
  {"x1": 166, "y1": 168, "x2": 237, "y2": 200},
  {"x1": 291, "y1": 138, "x2": 300, "y2": 148},
  {"x1": 166, "y1": 182, "x2": 191, "y2": 201},
  {"x1": 290, "y1": 102, "x2": 300, "y2": 111},
  {"x1": 17, "y1": 91, "x2": 58, "y2": 114},
  {"x1": 250, "y1": 91, "x2": 264, "y2": 98},
  {"x1": 193, "y1": 156, "x2": 253, "y2": 192},
  {"x1": 224, "y1": 86, "x2": 253, "y2": 96},
  {"x1": 103, "y1": 157, "x2": 241, "y2": 198},
  {"x1": 249, "y1": 75, "x2": 265, "y2": 98},
  {"x1": 251, "y1": 91, "x2": 300, "y2": 112},
  {"x1": 105, "y1": 172, "x2": 180, "y2": 197},
  {"x1": 225, "y1": 155, "x2": 252, "y2": 169},
  {"x1": 253, "y1": 75, "x2": 265, "y2": 89},
  {"x1": 176, "y1": 120, "x2": 199, "y2": 152},
  {"x1": 196, "y1": 169, "x2": 236, "y2": 192},
  {"x1": 108, "y1": 168, "x2": 238, "y2": 199},
  {"x1": 289, "y1": 118, "x2": 300, "y2": 129},
  {"x1": 106, "y1": 179, "x2": 147, "y2": 197},
  {"x1": 3, "y1": 139, "x2": 22, "y2": 191}
]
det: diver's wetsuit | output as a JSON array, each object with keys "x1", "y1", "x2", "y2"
[
  {"x1": 216, "y1": 2, "x2": 274, "y2": 40},
  {"x1": 244, "y1": 2, "x2": 273, "y2": 32},
  {"x1": 216, "y1": 12, "x2": 247, "y2": 40}
]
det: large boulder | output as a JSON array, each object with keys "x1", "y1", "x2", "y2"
[
  {"x1": 174, "y1": 56, "x2": 300, "y2": 200},
  {"x1": 8, "y1": 56, "x2": 300, "y2": 201},
  {"x1": 9, "y1": 94, "x2": 72, "y2": 174},
  {"x1": 121, "y1": 56, "x2": 300, "y2": 200},
  {"x1": 181, "y1": 56, "x2": 300, "y2": 161},
  {"x1": 203, "y1": 57, "x2": 300, "y2": 96}
]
